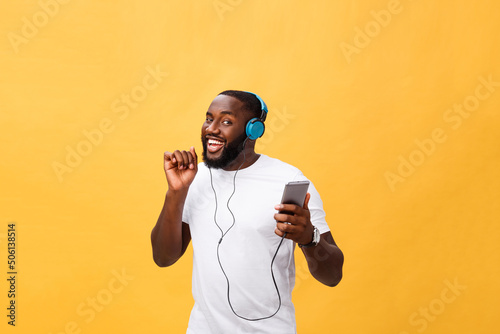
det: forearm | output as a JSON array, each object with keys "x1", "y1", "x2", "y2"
[
  {"x1": 302, "y1": 233, "x2": 344, "y2": 287},
  {"x1": 151, "y1": 189, "x2": 189, "y2": 267}
]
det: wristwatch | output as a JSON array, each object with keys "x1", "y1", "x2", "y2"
[{"x1": 298, "y1": 226, "x2": 320, "y2": 248}]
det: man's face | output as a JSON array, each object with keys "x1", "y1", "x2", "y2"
[{"x1": 201, "y1": 95, "x2": 250, "y2": 169}]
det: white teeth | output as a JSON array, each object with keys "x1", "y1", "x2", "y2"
[{"x1": 208, "y1": 139, "x2": 223, "y2": 145}]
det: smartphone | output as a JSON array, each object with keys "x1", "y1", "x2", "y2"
[{"x1": 280, "y1": 181, "x2": 310, "y2": 214}]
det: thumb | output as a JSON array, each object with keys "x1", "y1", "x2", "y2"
[
  {"x1": 303, "y1": 193, "x2": 311, "y2": 210},
  {"x1": 190, "y1": 146, "x2": 198, "y2": 165}
]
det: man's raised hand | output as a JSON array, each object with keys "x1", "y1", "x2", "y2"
[{"x1": 164, "y1": 146, "x2": 198, "y2": 191}]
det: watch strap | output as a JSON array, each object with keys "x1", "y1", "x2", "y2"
[{"x1": 298, "y1": 226, "x2": 319, "y2": 248}]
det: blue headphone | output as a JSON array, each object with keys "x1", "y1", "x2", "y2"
[{"x1": 245, "y1": 92, "x2": 268, "y2": 140}]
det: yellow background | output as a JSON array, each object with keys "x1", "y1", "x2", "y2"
[{"x1": 1, "y1": 0, "x2": 499, "y2": 333}]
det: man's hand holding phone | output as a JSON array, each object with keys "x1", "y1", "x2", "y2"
[{"x1": 274, "y1": 181, "x2": 315, "y2": 245}]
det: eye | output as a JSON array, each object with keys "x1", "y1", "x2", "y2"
[
  {"x1": 205, "y1": 117, "x2": 213, "y2": 123},
  {"x1": 222, "y1": 119, "x2": 232, "y2": 125}
]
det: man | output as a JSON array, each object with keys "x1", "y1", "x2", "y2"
[{"x1": 151, "y1": 90, "x2": 344, "y2": 333}]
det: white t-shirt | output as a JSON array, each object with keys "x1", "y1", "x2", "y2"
[{"x1": 182, "y1": 155, "x2": 329, "y2": 334}]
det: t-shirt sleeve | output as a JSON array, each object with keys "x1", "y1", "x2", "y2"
[{"x1": 293, "y1": 172, "x2": 330, "y2": 234}]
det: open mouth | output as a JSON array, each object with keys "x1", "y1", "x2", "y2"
[{"x1": 207, "y1": 138, "x2": 225, "y2": 154}]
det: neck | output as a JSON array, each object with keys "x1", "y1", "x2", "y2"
[{"x1": 223, "y1": 142, "x2": 259, "y2": 171}]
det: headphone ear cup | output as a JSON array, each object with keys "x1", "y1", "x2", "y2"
[{"x1": 246, "y1": 118, "x2": 265, "y2": 140}]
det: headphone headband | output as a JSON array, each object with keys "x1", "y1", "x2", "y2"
[
  {"x1": 245, "y1": 91, "x2": 268, "y2": 121},
  {"x1": 244, "y1": 91, "x2": 268, "y2": 140}
]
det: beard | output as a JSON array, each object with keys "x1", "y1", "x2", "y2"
[{"x1": 202, "y1": 132, "x2": 248, "y2": 169}]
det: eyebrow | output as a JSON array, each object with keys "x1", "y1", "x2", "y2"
[{"x1": 206, "y1": 111, "x2": 235, "y2": 116}]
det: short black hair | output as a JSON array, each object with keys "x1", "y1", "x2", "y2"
[{"x1": 218, "y1": 90, "x2": 264, "y2": 121}]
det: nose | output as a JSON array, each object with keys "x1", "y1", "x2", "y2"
[{"x1": 205, "y1": 120, "x2": 221, "y2": 135}]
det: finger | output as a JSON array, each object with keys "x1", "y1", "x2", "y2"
[
  {"x1": 187, "y1": 147, "x2": 195, "y2": 169},
  {"x1": 274, "y1": 227, "x2": 285, "y2": 238},
  {"x1": 190, "y1": 146, "x2": 198, "y2": 168},
  {"x1": 186, "y1": 152, "x2": 194, "y2": 169},
  {"x1": 274, "y1": 213, "x2": 299, "y2": 225},
  {"x1": 275, "y1": 225, "x2": 294, "y2": 237},
  {"x1": 180, "y1": 151, "x2": 190, "y2": 169},
  {"x1": 164, "y1": 151, "x2": 173, "y2": 162},
  {"x1": 164, "y1": 151, "x2": 177, "y2": 169},
  {"x1": 303, "y1": 193, "x2": 311, "y2": 210},
  {"x1": 276, "y1": 222, "x2": 296, "y2": 235},
  {"x1": 274, "y1": 212, "x2": 288, "y2": 223},
  {"x1": 274, "y1": 203, "x2": 301, "y2": 215},
  {"x1": 173, "y1": 150, "x2": 184, "y2": 168}
]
